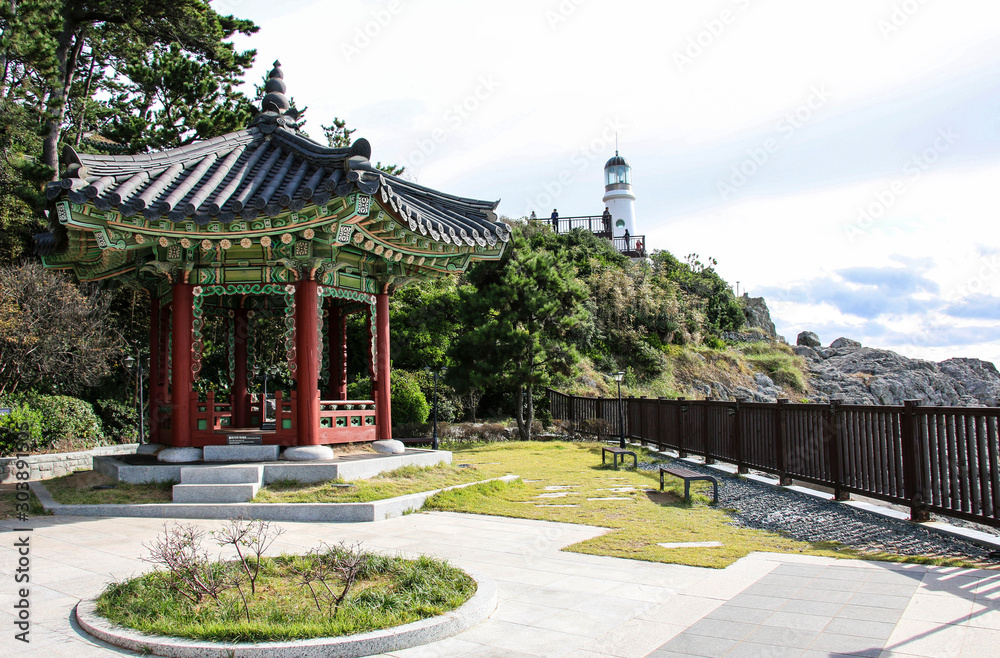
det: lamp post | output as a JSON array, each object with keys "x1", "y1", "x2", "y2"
[
  {"x1": 613, "y1": 371, "x2": 625, "y2": 449},
  {"x1": 425, "y1": 365, "x2": 447, "y2": 450},
  {"x1": 124, "y1": 355, "x2": 145, "y2": 444},
  {"x1": 258, "y1": 365, "x2": 280, "y2": 422}
]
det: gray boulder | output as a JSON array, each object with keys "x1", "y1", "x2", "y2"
[
  {"x1": 797, "y1": 331, "x2": 821, "y2": 347},
  {"x1": 830, "y1": 337, "x2": 862, "y2": 350},
  {"x1": 792, "y1": 345, "x2": 819, "y2": 360}
]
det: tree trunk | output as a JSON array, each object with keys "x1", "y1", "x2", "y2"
[
  {"x1": 74, "y1": 51, "x2": 97, "y2": 147},
  {"x1": 514, "y1": 385, "x2": 534, "y2": 441},
  {"x1": 41, "y1": 20, "x2": 83, "y2": 178}
]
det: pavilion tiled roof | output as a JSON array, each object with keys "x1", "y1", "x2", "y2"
[
  {"x1": 42, "y1": 61, "x2": 508, "y2": 253},
  {"x1": 45, "y1": 122, "x2": 507, "y2": 248}
]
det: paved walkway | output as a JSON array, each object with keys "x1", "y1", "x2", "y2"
[{"x1": 1, "y1": 511, "x2": 999, "y2": 657}]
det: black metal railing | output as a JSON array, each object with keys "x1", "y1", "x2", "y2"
[{"x1": 531, "y1": 216, "x2": 646, "y2": 257}]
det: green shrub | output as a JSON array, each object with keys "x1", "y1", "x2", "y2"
[
  {"x1": 94, "y1": 399, "x2": 139, "y2": 442},
  {"x1": 348, "y1": 371, "x2": 430, "y2": 425},
  {"x1": 23, "y1": 395, "x2": 104, "y2": 446},
  {"x1": 0, "y1": 403, "x2": 44, "y2": 456},
  {"x1": 746, "y1": 352, "x2": 807, "y2": 392}
]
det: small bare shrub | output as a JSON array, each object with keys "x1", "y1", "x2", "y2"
[
  {"x1": 580, "y1": 418, "x2": 613, "y2": 441},
  {"x1": 290, "y1": 541, "x2": 370, "y2": 617},
  {"x1": 212, "y1": 517, "x2": 285, "y2": 595},
  {"x1": 477, "y1": 422, "x2": 509, "y2": 442},
  {"x1": 141, "y1": 522, "x2": 232, "y2": 604}
]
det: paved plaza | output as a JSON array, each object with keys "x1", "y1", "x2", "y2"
[{"x1": 1, "y1": 511, "x2": 999, "y2": 657}]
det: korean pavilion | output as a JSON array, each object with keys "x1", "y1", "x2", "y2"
[{"x1": 35, "y1": 62, "x2": 509, "y2": 454}]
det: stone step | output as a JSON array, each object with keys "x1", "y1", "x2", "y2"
[
  {"x1": 180, "y1": 465, "x2": 263, "y2": 485},
  {"x1": 203, "y1": 445, "x2": 280, "y2": 462},
  {"x1": 172, "y1": 483, "x2": 260, "y2": 503}
]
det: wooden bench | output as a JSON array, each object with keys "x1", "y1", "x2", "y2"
[
  {"x1": 659, "y1": 465, "x2": 718, "y2": 505},
  {"x1": 602, "y1": 446, "x2": 637, "y2": 469}
]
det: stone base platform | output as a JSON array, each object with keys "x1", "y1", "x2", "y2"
[{"x1": 93, "y1": 449, "x2": 451, "y2": 485}]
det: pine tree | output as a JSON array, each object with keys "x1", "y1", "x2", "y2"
[{"x1": 449, "y1": 228, "x2": 591, "y2": 440}]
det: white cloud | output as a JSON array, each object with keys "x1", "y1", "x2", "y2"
[{"x1": 216, "y1": 0, "x2": 1000, "y2": 365}]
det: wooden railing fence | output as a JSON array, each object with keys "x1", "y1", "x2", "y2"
[{"x1": 549, "y1": 389, "x2": 1000, "y2": 529}]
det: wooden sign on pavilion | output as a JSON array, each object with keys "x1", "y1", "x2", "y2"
[{"x1": 35, "y1": 61, "x2": 509, "y2": 451}]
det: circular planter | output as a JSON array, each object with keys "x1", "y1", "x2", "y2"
[{"x1": 76, "y1": 569, "x2": 496, "y2": 658}]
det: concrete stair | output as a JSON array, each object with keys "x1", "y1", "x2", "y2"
[{"x1": 172, "y1": 465, "x2": 263, "y2": 503}]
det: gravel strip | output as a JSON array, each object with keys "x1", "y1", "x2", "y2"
[{"x1": 639, "y1": 458, "x2": 1000, "y2": 566}]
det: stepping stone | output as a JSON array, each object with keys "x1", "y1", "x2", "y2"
[
  {"x1": 544, "y1": 485, "x2": 580, "y2": 490},
  {"x1": 657, "y1": 541, "x2": 723, "y2": 549},
  {"x1": 535, "y1": 492, "x2": 571, "y2": 498},
  {"x1": 588, "y1": 497, "x2": 632, "y2": 501},
  {"x1": 534, "y1": 504, "x2": 579, "y2": 507}
]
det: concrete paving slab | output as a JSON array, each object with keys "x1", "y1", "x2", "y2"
[{"x1": 4, "y1": 512, "x2": 1000, "y2": 657}]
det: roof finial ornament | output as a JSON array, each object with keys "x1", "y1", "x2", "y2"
[{"x1": 261, "y1": 59, "x2": 290, "y2": 114}]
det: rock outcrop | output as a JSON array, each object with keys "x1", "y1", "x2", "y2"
[
  {"x1": 743, "y1": 295, "x2": 777, "y2": 337},
  {"x1": 795, "y1": 334, "x2": 1000, "y2": 406}
]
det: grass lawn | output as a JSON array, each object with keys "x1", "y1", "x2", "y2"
[
  {"x1": 41, "y1": 464, "x2": 504, "y2": 506},
  {"x1": 425, "y1": 441, "x2": 974, "y2": 570},
  {"x1": 0, "y1": 484, "x2": 47, "y2": 519},
  {"x1": 98, "y1": 551, "x2": 475, "y2": 642},
  {"x1": 44, "y1": 470, "x2": 174, "y2": 505},
  {"x1": 253, "y1": 463, "x2": 505, "y2": 503}
]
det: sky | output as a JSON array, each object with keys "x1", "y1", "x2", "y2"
[{"x1": 214, "y1": 0, "x2": 1000, "y2": 366}]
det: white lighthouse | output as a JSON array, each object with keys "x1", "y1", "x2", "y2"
[{"x1": 602, "y1": 151, "x2": 636, "y2": 238}]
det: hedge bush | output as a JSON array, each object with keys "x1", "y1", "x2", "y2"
[
  {"x1": 94, "y1": 399, "x2": 139, "y2": 442},
  {"x1": 23, "y1": 394, "x2": 104, "y2": 446},
  {"x1": 0, "y1": 402, "x2": 44, "y2": 456},
  {"x1": 348, "y1": 371, "x2": 430, "y2": 425}
]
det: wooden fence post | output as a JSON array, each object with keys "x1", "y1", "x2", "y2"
[
  {"x1": 639, "y1": 396, "x2": 647, "y2": 446},
  {"x1": 776, "y1": 398, "x2": 792, "y2": 486},
  {"x1": 676, "y1": 398, "x2": 687, "y2": 458},
  {"x1": 828, "y1": 399, "x2": 849, "y2": 501},
  {"x1": 734, "y1": 399, "x2": 747, "y2": 474},
  {"x1": 658, "y1": 397, "x2": 668, "y2": 452},
  {"x1": 902, "y1": 399, "x2": 930, "y2": 522},
  {"x1": 704, "y1": 399, "x2": 715, "y2": 464}
]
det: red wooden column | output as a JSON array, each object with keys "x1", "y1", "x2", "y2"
[
  {"x1": 170, "y1": 282, "x2": 193, "y2": 447},
  {"x1": 295, "y1": 279, "x2": 320, "y2": 445},
  {"x1": 327, "y1": 305, "x2": 348, "y2": 400},
  {"x1": 148, "y1": 294, "x2": 161, "y2": 444},
  {"x1": 232, "y1": 304, "x2": 249, "y2": 427},
  {"x1": 375, "y1": 291, "x2": 392, "y2": 441}
]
